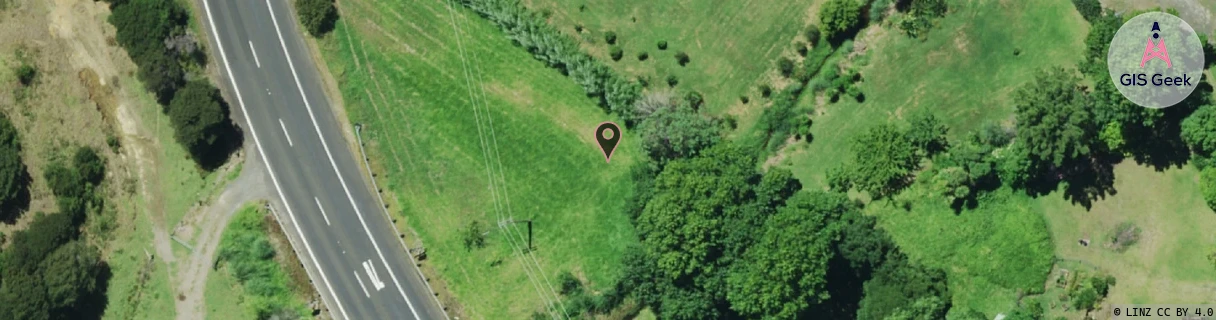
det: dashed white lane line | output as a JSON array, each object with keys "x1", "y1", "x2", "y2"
[
  {"x1": 315, "y1": 197, "x2": 331, "y2": 226},
  {"x1": 200, "y1": 0, "x2": 350, "y2": 319},
  {"x1": 264, "y1": 0, "x2": 421, "y2": 317},
  {"x1": 249, "y1": 41, "x2": 261, "y2": 68},
  {"x1": 353, "y1": 271, "x2": 371, "y2": 298},
  {"x1": 279, "y1": 119, "x2": 294, "y2": 146}
]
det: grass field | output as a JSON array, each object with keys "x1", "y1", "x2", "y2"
[
  {"x1": 523, "y1": 0, "x2": 818, "y2": 118},
  {"x1": 319, "y1": 0, "x2": 640, "y2": 318},
  {"x1": 780, "y1": 0, "x2": 1089, "y2": 189},
  {"x1": 1037, "y1": 163, "x2": 1216, "y2": 306}
]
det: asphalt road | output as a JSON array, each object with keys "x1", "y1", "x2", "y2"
[{"x1": 199, "y1": 0, "x2": 447, "y2": 319}]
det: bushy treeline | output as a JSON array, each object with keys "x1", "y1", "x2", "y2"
[
  {"x1": 457, "y1": 0, "x2": 643, "y2": 125},
  {"x1": 216, "y1": 205, "x2": 307, "y2": 320},
  {"x1": 0, "y1": 146, "x2": 109, "y2": 320},
  {"x1": 105, "y1": 0, "x2": 237, "y2": 169},
  {"x1": 0, "y1": 114, "x2": 27, "y2": 222}
]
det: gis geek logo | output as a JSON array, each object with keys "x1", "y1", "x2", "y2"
[{"x1": 1108, "y1": 12, "x2": 1204, "y2": 109}]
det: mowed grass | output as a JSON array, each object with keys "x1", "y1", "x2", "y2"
[
  {"x1": 1037, "y1": 163, "x2": 1216, "y2": 305},
  {"x1": 524, "y1": 0, "x2": 817, "y2": 116},
  {"x1": 320, "y1": 0, "x2": 639, "y2": 318},
  {"x1": 781, "y1": 0, "x2": 1088, "y2": 189},
  {"x1": 872, "y1": 187, "x2": 1055, "y2": 316}
]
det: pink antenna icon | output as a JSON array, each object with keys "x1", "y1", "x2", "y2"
[{"x1": 1141, "y1": 37, "x2": 1172, "y2": 68}]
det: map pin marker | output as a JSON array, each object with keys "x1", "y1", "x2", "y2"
[{"x1": 595, "y1": 122, "x2": 621, "y2": 163}]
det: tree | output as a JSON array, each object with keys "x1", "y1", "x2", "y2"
[
  {"x1": 846, "y1": 123, "x2": 919, "y2": 198},
  {"x1": 906, "y1": 113, "x2": 949, "y2": 156},
  {"x1": 637, "y1": 51, "x2": 649, "y2": 61},
  {"x1": 1183, "y1": 105, "x2": 1216, "y2": 160},
  {"x1": 675, "y1": 51, "x2": 690, "y2": 66},
  {"x1": 40, "y1": 240, "x2": 102, "y2": 310},
  {"x1": 777, "y1": 57, "x2": 795, "y2": 77},
  {"x1": 819, "y1": 0, "x2": 863, "y2": 40},
  {"x1": 460, "y1": 220, "x2": 486, "y2": 251},
  {"x1": 74, "y1": 147, "x2": 105, "y2": 186},
  {"x1": 604, "y1": 31, "x2": 618, "y2": 45},
  {"x1": 3, "y1": 212, "x2": 78, "y2": 274},
  {"x1": 0, "y1": 114, "x2": 26, "y2": 212},
  {"x1": 638, "y1": 105, "x2": 720, "y2": 163},
  {"x1": 0, "y1": 265, "x2": 50, "y2": 320},
  {"x1": 657, "y1": 40, "x2": 668, "y2": 50},
  {"x1": 168, "y1": 80, "x2": 232, "y2": 167},
  {"x1": 805, "y1": 24, "x2": 821, "y2": 46},
  {"x1": 857, "y1": 253, "x2": 950, "y2": 320},
  {"x1": 1013, "y1": 68, "x2": 1095, "y2": 167},
  {"x1": 1072, "y1": 0, "x2": 1102, "y2": 22},
  {"x1": 727, "y1": 192, "x2": 850, "y2": 319},
  {"x1": 135, "y1": 51, "x2": 184, "y2": 105},
  {"x1": 637, "y1": 143, "x2": 756, "y2": 279},
  {"x1": 109, "y1": 0, "x2": 186, "y2": 60},
  {"x1": 296, "y1": 0, "x2": 338, "y2": 37},
  {"x1": 610, "y1": 46, "x2": 624, "y2": 61},
  {"x1": 1202, "y1": 167, "x2": 1216, "y2": 211},
  {"x1": 44, "y1": 162, "x2": 87, "y2": 217}
]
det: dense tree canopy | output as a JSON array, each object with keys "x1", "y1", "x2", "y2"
[
  {"x1": 1182, "y1": 105, "x2": 1216, "y2": 160},
  {"x1": 296, "y1": 0, "x2": 338, "y2": 37},
  {"x1": 1013, "y1": 68, "x2": 1095, "y2": 168},
  {"x1": 845, "y1": 123, "x2": 919, "y2": 198},
  {"x1": 40, "y1": 240, "x2": 102, "y2": 311},
  {"x1": 727, "y1": 192, "x2": 851, "y2": 319}
]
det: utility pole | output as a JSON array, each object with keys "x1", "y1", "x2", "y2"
[{"x1": 501, "y1": 218, "x2": 534, "y2": 252}]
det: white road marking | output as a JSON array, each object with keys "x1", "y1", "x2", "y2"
[
  {"x1": 264, "y1": 0, "x2": 421, "y2": 317},
  {"x1": 315, "y1": 197, "x2": 330, "y2": 225},
  {"x1": 200, "y1": 1, "x2": 350, "y2": 319},
  {"x1": 279, "y1": 119, "x2": 294, "y2": 146},
  {"x1": 249, "y1": 41, "x2": 261, "y2": 68},
  {"x1": 353, "y1": 271, "x2": 371, "y2": 298},
  {"x1": 362, "y1": 260, "x2": 386, "y2": 290}
]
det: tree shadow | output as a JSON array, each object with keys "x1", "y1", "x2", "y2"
[
  {"x1": 1124, "y1": 82, "x2": 1211, "y2": 170},
  {"x1": 62, "y1": 260, "x2": 112, "y2": 320},
  {"x1": 1060, "y1": 153, "x2": 1119, "y2": 210},
  {"x1": 195, "y1": 101, "x2": 246, "y2": 171},
  {"x1": 0, "y1": 166, "x2": 32, "y2": 224}
]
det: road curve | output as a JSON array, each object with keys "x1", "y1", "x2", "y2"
[{"x1": 198, "y1": 0, "x2": 447, "y2": 319}]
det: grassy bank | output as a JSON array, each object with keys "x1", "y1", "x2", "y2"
[{"x1": 318, "y1": 0, "x2": 639, "y2": 317}]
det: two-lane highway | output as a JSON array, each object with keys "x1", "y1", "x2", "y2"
[{"x1": 199, "y1": 0, "x2": 447, "y2": 318}]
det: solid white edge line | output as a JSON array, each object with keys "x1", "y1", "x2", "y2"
[
  {"x1": 315, "y1": 197, "x2": 331, "y2": 225},
  {"x1": 263, "y1": 0, "x2": 421, "y2": 317},
  {"x1": 249, "y1": 41, "x2": 261, "y2": 68},
  {"x1": 279, "y1": 118, "x2": 294, "y2": 146},
  {"x1": 200, "y1": 1, "x2": 351, "y2": 319},
  {"x1": 354, "y1": 271, "x2": 371, "y2": 298}
]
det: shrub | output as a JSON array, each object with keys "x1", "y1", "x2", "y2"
[
  {"x1": 795, "y1": 42, "x2": 809, "y2": 57},
  {"x1": 1107, "y1": 222, "x2": 1141, "y2": 252},
  {"x1": 819, "y1": 0, "x2": 863, "y2": 40},
  {"x1": 740, "y1": 96, "x2": 749, "y2": 104},
  {"x1": 777, "y1": 57, "x2": 795, "y2": 77},
  {"x1": 136, "y1": 50, "x2": 184, "y2": 105},
  {"x1": 666, "y1": 75, "x2": 679, "y2": 87},
  {"x1": 558, "y1": 271, "x2": 583, "y2": 295},
  {"x1": 1202, "y1": 167, "x2": 1216, "y2": 211},
  {"x1": 609, "y1": 46, "x2": 623, "y2": 61},
  {"x1": 110, "y1": 0, "x2": 187, "y2": 62},
  {"x1": 44, "y1": 162, "x2": 87, "y2": 216},
  {"x1": 684, "y1": 91, "x2": 704, "y2": 110},
  {"x1": 168, "y1": 80, "x2": 233, "y2": 167},
  {"x1": 16, "y1": 63, "x2": 36, "y2": 86},
  {"x1": 675, "y1": 51, "x2": 690, "y2": 66},
  {"x1": 604, "y1": 31, "x2": 617, "y2": 45},
  {"x1": 637, "y1": 51, "x2": 648, "y2": 61},
  {"x1": 805, "y1": 24, "x2": 821, "y2": 46},
  {"x1": 759, "y1": 84, "x2": 773, "y2": 98},
  {"x1": 74, "y1": 147, "x2": 106, "y2": 186},
  {"x1": 461, "y1": 220, "x2": 486, "y2": 251},
  {"x1": 296, "y1": 0, "x2": 338, "y2": 37},
  {"x1": 657, "y1": 40, "x2": 668, "y2": 50}
]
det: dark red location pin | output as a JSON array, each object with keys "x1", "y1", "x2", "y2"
[{"x1": 595, "y1": 122, "x2": 621, "y2": 163}]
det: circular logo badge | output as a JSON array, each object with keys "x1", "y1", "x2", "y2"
[{"x1": 1107, "y1": 12, "x2": 1205, "y2": 109}]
